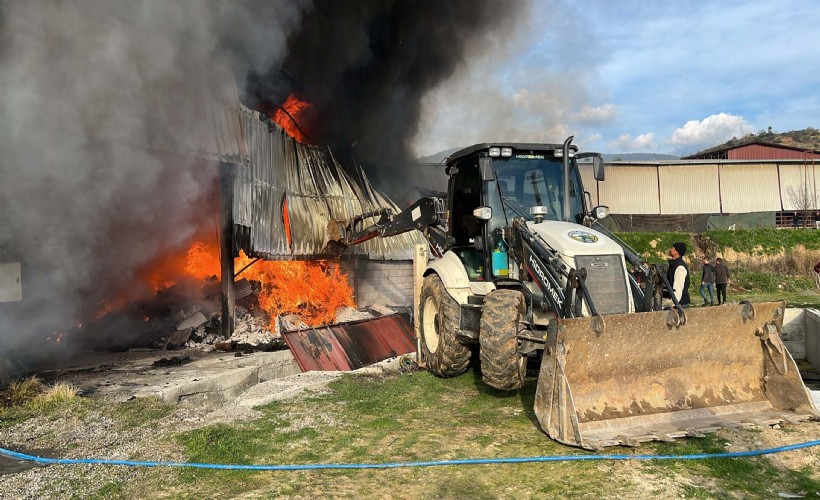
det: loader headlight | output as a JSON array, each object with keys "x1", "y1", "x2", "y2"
[
  {"x1": 473, "y1": 206, "x2": 492, "y2": 220},
  {"x1": 488, "y1": 147, "x2": 501, "y2": 157},
  {"x1": 501, "y1": 147, "x2": 513, "y2": 157},
  {"x1": 553, "y1": 148, "x2": 576, "y2": 158}
]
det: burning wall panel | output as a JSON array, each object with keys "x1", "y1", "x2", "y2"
[{"x1": 234, "y1": 105, "x2": 424, "y2": 261}]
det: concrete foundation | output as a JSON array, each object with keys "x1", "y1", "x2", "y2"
[
  {"x1": 783, "y1": 308, "x2": 820, "y2": 363},
  {"x1": 41, "y1": 349, "x2": 301, "y2": 406},
  {"x1": 804, "y1": 308, "x2": 820, "y2": 371}
]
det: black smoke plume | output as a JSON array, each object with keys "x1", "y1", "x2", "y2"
[{"x1": 244, "y1": 0, "x2": 523, "y2": 203}]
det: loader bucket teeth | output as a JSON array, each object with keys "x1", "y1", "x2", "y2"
[{"x1": 534, "y1": 301, "x2": 819, "y2": 450}]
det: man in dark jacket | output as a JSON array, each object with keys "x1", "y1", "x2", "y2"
[
  {"x1": 699, "y1": 256, "x2": 716, "y2": 306},
  {"x1": 666, "y1": 242, "x2": 690, "y2": 307},
  {"x1": 714, "y1": 257, "x2": 731, "y2": 305}
]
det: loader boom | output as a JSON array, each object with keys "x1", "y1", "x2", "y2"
[{"x1": 329, "y1": 196, "x2": 450, "y2": 258}]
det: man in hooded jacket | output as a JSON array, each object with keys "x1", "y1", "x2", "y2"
[{"x1": 666, "y1": 242, "x2": 690, "y2": 308}]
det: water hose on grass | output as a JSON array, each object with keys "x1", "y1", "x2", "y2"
[{"x1": 1, "y1": 440, "x2": 819, "y2": 471}]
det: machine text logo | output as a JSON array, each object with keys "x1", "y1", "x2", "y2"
[{"x1": 528, "y1": 253, "x2": 563, "y2": 309}]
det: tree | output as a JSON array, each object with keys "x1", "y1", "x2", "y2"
[{"x1": 785, "y1": 168, "x2": 818, "y2": 228}]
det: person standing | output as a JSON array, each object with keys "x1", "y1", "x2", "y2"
[
  {"x1": 699, "y1": 256, "x2": 716, "y2": 306},
  {"x1": 714, "y1": 257, "x2": 731, "y2": 305},
  {"x1": 666, "y1": 242, "x2": 690, "y2": 308}
]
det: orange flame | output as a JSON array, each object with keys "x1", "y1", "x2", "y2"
[
  {"x1": 184, "y1": 241, "x2": 221, "y2": 280},
  {"x1": 235, "y1": 251, "x2": 354, "y2": 327},
  {"x1": 97, "y1": 235, "x2": 352, "y2": 329},
  {"x1": 272, "y1": 93, "x2": 312, "y2": 143},
  {"x1": 283, "y1": 197, "x2": 292, "y2": 248},
  {"x1": 47, "y1": 331, "x2": 68, "y2": 344},
  {"x1": 184, "y1": 242, "x2": 353, "y2": 327}
]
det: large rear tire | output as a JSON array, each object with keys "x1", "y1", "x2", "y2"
[
  {"x1": 479, "y1": 289, "x2": 526, "y2": 390},
  {"x1": 418, "y1": 274, "x2": 471, "y2": 377}
]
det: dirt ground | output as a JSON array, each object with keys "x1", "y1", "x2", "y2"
[{"x1": 1, "y1": 355, "x2": 819, "y2": 499}]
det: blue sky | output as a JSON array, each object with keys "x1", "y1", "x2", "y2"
[{"x1": 413, "y1": 0, "x2": 820, "y2": 157}]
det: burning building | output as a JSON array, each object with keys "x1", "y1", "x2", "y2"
[{"x1": 0, "y1": 0, "x2": 523, "y2": 378}]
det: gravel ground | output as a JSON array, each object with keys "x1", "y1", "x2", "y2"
[{"x1": 0, "y1": 356, "x2": 411, "y2": 499}]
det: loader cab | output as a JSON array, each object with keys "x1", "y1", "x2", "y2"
[{"x1": 446, "y1": 143, "x2": 587, "y2": 282}]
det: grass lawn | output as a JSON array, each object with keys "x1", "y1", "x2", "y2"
[{"x1": 104, "y1": 367, "x2": 819, "y2": 499}]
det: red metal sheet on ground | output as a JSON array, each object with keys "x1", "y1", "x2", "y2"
[{"x1": 282, "y1": 314, "x2": 416, "y2": 372}]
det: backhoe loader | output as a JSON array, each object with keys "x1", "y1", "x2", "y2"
[{"x1": 327, "y1": 137, "x2": 818, "y2": 449}]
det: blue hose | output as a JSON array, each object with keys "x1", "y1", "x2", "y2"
[{"x1": 1, "y1": 440, "x2": 819, "y2": 471}]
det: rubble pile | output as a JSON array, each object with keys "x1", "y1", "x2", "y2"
[
  {"x1": 176, "y1": 305, "x2": 286, "y2": 352},
  {"x1": 59, "y1": 270, "x2": 409, "y2": 356}
]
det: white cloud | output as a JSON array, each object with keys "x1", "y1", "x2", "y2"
[
  {"x1": 607, "y1": 132, "x2": 655, "y2": 152},
  {"x1": 669, "y1": 113, "x2": 753, "y2": 148}
]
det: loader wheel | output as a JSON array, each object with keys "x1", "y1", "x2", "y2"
[
  {"x1": 479, "y1": 289, "x2": 526, "y2": 390},
  {"x1": 418, "y1": 274, "x2": 471, "y2": 377}
]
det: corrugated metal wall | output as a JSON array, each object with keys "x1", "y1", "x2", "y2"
[
  {"x1": 157, "y1": 66, "x2": 248, "y2": 165},
  {"x1": 233, "y1": 106, "x2": 423, "y2": 261},
  {"x1": 779, "y1": 163, "x2": 820, "y2": 210},
  {"x1": 601, "y1": 160, "x2": 818, "y2": 215},
  {"x1": 658, "y1": 164, "x2": 720, "y2": 214},
  {"x1": 728, "y1": 144, "x2": 820, "y2": 160},
  {"x1": 597, "y1": 165, "x2": 660, "y2": 214},
  {"x1": 719, "y1": 164, "x2": 781, "y2": 212}
]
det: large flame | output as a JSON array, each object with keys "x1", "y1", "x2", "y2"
[
  {"x1": 272, "y1": 93, "x2": 312, "y2": 143},
  {"x1": 184, "y1": 241, "x2": 353, "y2": 327}
]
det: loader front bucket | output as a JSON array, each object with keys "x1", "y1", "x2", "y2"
[{"x1": 534, "y1": 301, "x2": 818, "y2": 449}]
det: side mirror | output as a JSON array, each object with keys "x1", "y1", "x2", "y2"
[
  {"x1": 592, "y1": 205, "x2": 610, "y2": 219},
  {"x1": 473, "y1": 207, "x2": 492, "y2": 220},
  {"x1": 593, "y1": 155, "x2": 605, "y2": 181},
  {"x1": 478, "y1": 156, "x2": 495, "y2": 181}
]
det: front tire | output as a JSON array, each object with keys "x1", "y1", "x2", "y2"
[
  {"x1": 418, "y1": 274, "x2": 471, "y2": 377},
  {"x1": 479, "y1": 289, "x2": 526, "y2": 390}
]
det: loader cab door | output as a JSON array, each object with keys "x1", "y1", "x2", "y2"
[{"x1": 447, "y1": 157, "x2": 486, "y2": 280}]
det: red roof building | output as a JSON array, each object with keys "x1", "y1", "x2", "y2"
[{"x1": 684, "y1": 140, "x2": 820, "y2": 160}]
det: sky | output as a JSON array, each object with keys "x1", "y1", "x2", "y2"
[{"x1": 412, "y1": 0, "x2": 820, "y2": 157}]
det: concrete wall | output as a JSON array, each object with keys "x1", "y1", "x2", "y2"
[
  {"x1": 806, "y1": 308, "x2": 820, "y2": 371},
  {"x1": 782, "y1": 308, "x2": 807, "y2": 360},
  {"x1": 337, "y1": 259, "x2": 415, "y2": 308},
  {"x1": 783, "y1": 307, "x2": 820, "y2": 371}
]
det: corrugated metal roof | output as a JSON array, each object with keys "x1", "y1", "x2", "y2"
[
  {"x1": 683, "y1": 139, "x2": 820, "y2": 160},
  {"x1": 598, "y1": 165, "x2": 659, "y2": 214},
  {"x1": 282, "y1": 314, "x2": 416, "y2": 371},
  {"x1": 779, "y1": 162, "x2": 819, "y2": 210},
  {"x1": 720, "y1": 163, "x2": 781, "y2": 212},
  {"x1": 658, "y1": 164, "x2": 721, "y2": 214},
  {"x1": 233, "y1": 105, "x2": 424, "y2": 261}
]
